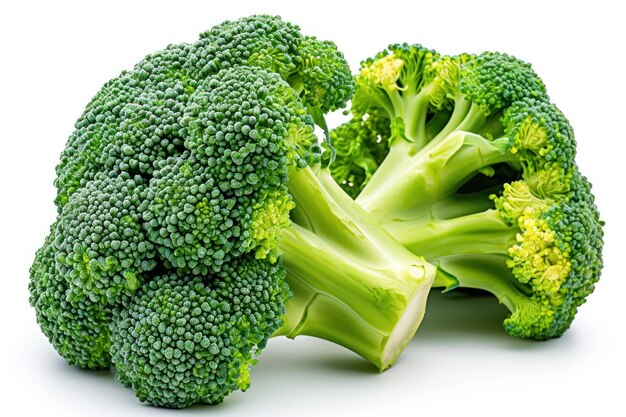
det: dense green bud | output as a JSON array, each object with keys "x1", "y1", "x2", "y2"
[
  {"x1": 191, "y1": 15, "x2": 353, "y2": 114},
  {"x1": 330, "y1": 109, "x2": 391, "y2": 198},
  {"x1": 110, "y1": 256, "x2": 289, "y2": 408},
  {"x1": 192, "y1": 15, "x2": 303, "y2": 80},
  {"x1": 143, "y1": 67, "x2": 317, "y2": 274},
  {"x1": 460, "y1": 52, "x2": 547, "y2": 114},
  {"x1": 55, "y1": 173, "x2": 157, "y2": 304},
  {"x1": 183, "y1": 67, "x2": 318, "y2": 170},
  {"x1": 54, "y1": 15, "x2": 352, "y2": 211},
  {"x1": 488, "y1": 135, "x2": 603, "y2": 338},
  {"x1": 542, "y1": 174, "x2": 603, "y2": 306},
  {"x1": 29, "y1": 226, "x2": 115, "y2": 368},
  {"x1": 504, "y1": 97, "x2": 577, "y2": 173},
  {"x1": 294, "y1": 36, "x2": 355, "y2": 113},
  {"x1": 55, "y1": 43, "x2": 194, "y2": 209},
  {"x1": 501, "y1": 175, "x2": 603, "y2": 339}
]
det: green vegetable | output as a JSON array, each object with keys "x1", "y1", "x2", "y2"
[
  {"x1": 331, "y1": 44, "x2": 604, "y2": 340},
  {"x1": 29, "y1": 17, "x2": 605, "y2": 409},
  {"x1": 29, "y1": 16, "x2": 435, "y2": 408}
]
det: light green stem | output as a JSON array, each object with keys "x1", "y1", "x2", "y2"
[
  {"x1": 386, "y1": 209, "x2": 518, "y2": 259},
  {"x1": 275, "y1": 166, "x2": 437, "y2": 370}
]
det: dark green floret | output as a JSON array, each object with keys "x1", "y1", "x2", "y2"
[
  {"x1": 330, "y1": 107, "x2": 391, "y2": 198},
  {"x1": 110, "y1": 257, "x2": 288, "y2": 408},
  {"x1": 55, "y1": 173, "x2": 156, "y2": 305},
  {"x1": 29, "y1": 225, "x2": 115, "y2": 369},
  {"x1": 53, "y1": 14, "x2": 353, "y2": 212},
  {"x1": 332, "y1": 44, "x2": 604, "y2": 340},
  {"x1": 142, "y1": 68, "x2": 316, "y2": 275}
]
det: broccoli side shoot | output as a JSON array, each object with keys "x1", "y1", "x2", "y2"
[
  {"x1": 29, "y1": 224, "x2": 115, "y2": 369},
  {"x1": 331, "y1": 44, "x2": 604, "y2": 339}
]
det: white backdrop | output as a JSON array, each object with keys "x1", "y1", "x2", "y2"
[{"x1": 1, "y1": 1, "x2": 623, "y2": 415}]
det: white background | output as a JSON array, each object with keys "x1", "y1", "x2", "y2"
[{"x1": 1, "y1": 0, "x2": 624, "y2": 415}]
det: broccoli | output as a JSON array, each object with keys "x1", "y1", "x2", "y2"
[
  {"x1": 331, "y1": 44, "x2": 604, "y2": 339},
  {"x1": 29, "y1": 16, "x2": 436, "y2": 408}
]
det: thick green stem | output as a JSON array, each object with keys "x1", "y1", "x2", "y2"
[
  {"x1": 403, "y1": 90, "x2": 433, "y2": 147},
  {"x1": 355, "y1": 86, "x2": 514, "y2": 221},
  {"x1": 425, "y1": 108, "x2": 453, "y2": 140},
  {"x1": 454, "y1": 102, "x2": 489, "y2": 134},
  {"x1": 429, "y1": 95, "x2": 473, "y2": 142},
  {"x1": 427, "y1": 187, "x2": 504, "y2": 220},
  {"x1": 275, "y1": 166, "x2": 437, "y2": 370},
  {"x1": 376, "y1": 187, "x2": 502, "y2": 229},
  {"x1": 357, "y1": 131, "x2": 514, "y2": 222},
  {"x1": 385, "y1": 209, "x2": 518, "y2": 259},
  {"x1": 356, "y1": 87, "x2": 435, "y2": 206},
  {"x1": 431, "y1": 255, "x2": 533, "y2": 316}
]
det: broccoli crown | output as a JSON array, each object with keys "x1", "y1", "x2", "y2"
[
  {"x1": 110, "y1": 257, "x2": 288, "y2": 408},
  {"x1": 333, "y1": 43, "x2": 604, "y2": 339},
  {"x1": 30, "y1": 15, "x2": 355, "y2": 408}
]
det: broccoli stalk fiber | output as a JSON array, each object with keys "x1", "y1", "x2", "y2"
[{"x1": 276, "y1": 165, "x2": 435, "y2": 369}]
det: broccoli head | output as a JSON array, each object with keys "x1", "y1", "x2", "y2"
[{"x1": 30, "y1": 16, "x2": 437, "y2": 408}]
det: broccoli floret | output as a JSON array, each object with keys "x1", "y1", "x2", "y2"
[
  {"x1": 30, "y1": 16, "x2": 437, "y2": 408},
  {"x1": 56, "y1": 173, "x2": 156, "y2": 305},
  {"x1": 330, "y1": 107, "x2": 391, "y2": 198},
  {"x1": 29, "y1": 224, "x2": 115, "y2": 368},
  {"x1": 110, "y1": 258, "x2": 288, "y2": 407},
  {"x1": 142, "y1": 68, "x2": 316, "y2": 275},
  {"x1": 332, "y1": 44, "x2": 604, "y2": 339}
]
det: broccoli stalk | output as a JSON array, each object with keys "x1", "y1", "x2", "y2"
[
  {"x1": 331, "y1": 44, "x2": 604, "y2": 340},
  {"x1": 276, "y1": 165, "x2": 435, "y2": 370},
  {"x1": 358, "y1": 129, "x2": 514, "y2": 222}
]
